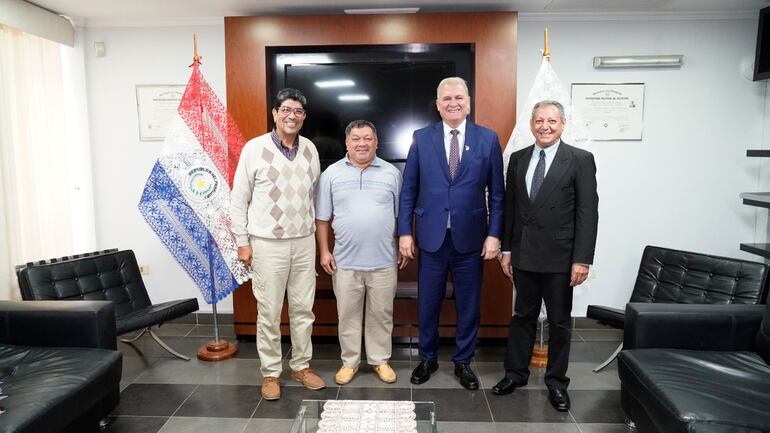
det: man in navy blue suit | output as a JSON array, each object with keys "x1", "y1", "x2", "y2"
[{"x1": 398, "y1": 77, "x2": 505, "y2": 390}]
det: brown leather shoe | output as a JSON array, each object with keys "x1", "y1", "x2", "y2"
[
  {"x1": 291, "y1": 367, "x2": 326, "y2": 390},
  {"x1": 372, "y1": 363, "x2": 397, "y2": 383},
  {"x1": 261, "y1": 377, "x2": 280, "y2": 400}
]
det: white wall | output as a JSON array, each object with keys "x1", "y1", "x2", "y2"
[
  {"x1": 518, "y1": 14, "x2": 766, "y2": 313},
  {"x1": 83, "y1": 23, "x2": 230, "y2": 312},
  {"x1": 83, "y1": 13, "x2": 767, "y2": 315}
]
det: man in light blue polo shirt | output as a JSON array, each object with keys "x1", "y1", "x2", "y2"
[{"x1": 315, "y1": 119, "x2": 407, "y2": 385}]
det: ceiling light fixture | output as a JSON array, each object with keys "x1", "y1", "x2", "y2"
[
  {"x1": 338, "y1": 94, "x2": 370, "y2": 102},
  {"x1": 344, "y1": 8, "x2": 419, "y2": 14},
  {"x1": 315, "y1": 80, "x2": 355, "y2": 88},
  {"x1": 593, "y1": 55, "x2": 684, "y2": 69}
]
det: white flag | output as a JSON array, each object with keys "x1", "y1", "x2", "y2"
[{"x1": 504, "y1": 55, "x2": 594, "y2": 321}]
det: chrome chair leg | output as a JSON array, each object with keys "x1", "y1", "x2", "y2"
[
  {"x1": 592, "y1": 342, "x2": 623, "y2": 372},
  {"x1": 120, "y1": 327, "x2": 191, "y2": 361},
  {"x1": 119, "y1": 327, "x2": 149, "y2": 343},
  {"x1": 148, "y1": 329, "x2": 191, "y2": 361},
  {"x1": 624, "y1": 418, "x2": 637, "y2": 429}
]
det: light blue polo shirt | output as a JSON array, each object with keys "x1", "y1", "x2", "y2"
[{"x1": 315, "y1": 155, "x2": 402, "y2": 271}]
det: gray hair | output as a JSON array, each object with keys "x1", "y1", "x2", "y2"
[
  {"x1": 345, "y1": 119, "x2": 378, "y2": 139},
  {"x1": 436, "y1": 77, "x2": 469, "y2": 99},
  {"x1": 531, "y1": 100, "x2": 566, "y2": 122}
]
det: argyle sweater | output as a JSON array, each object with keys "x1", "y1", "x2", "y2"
[{"x1": 231, "y1": 133, "x2": 320, "y2": 244}]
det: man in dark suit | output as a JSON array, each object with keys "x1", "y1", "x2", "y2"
[
  {"x1": 398, "y1": 77, "x2": 505, "y2": 390},
  {"x1": 492, "y1": 100, "x2": 598, "y2": 411}
]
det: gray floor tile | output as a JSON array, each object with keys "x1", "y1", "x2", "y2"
[
  {"x1": 202, "y1": 358, "x2": 261, "y2": 385},
  {"x1": 175, "y1": 384, "x2": 261, "y2": 418},
  {"x1": 244, "y1": 418, "x2": 296, "y2": 432},
  {"x1": 438, "y1": 421, "x2": 498, "y2": 433},
  {"x1": 152, "y1": 324, "x2": 196, "y2": 337},
  {"x1": 112, "y1": 384, "x2": 197, "y2": 416},
  {"x1": 134, "y1": 358, "x2": 215, "y2": 384},
  {"x1": 570, "y1": 342, "x2": 603, "y2": 363},
  {"x1": 486, "y1": 389, "x2": 572, "y2": 423},
  {"x1": 565, "y1": 363, "x2": 620, "y2": 390},
  {"x1": 103, "y1": 415, "x2": 168, "y2": 433},
  {"x1": 157, "y1": 417, "x2": 249, "y2": 433},
  {"x1": 569, "y1": 390, "x2": 625, "y2": 424},
  {"x1": 187, "y1": 325, "x2": 236, "y2": 338},
  {"x1": 591, "y1": 342, "x2": 623, "y2": 362},
  {"x1": 252, "y1": 387, "x2": 340, "y2": 418},
  {"x1": 337, "y1": 386, "x2": 411, "y2": 400},
  {"x1": 575, "y1": 329, "x2": 623, "y2": 342},
  {"x1": 495, "y1": 422, "x2": 581, "y2": 433},
  {"x1": 412, "y1": 388, "x2": 492, "y2": 422},
  {"x1": 119, "y1": 336, "x2": 210, "y2": 359},
  {"x1": 120, "y1": 356, "x2": 159, "y2": 390},
  {"x1": 578, "y1": 423, "x2": 635, "y2": 433},
  {"x1": 232, "y1": 340, "x2": 259, "y2": 359}
]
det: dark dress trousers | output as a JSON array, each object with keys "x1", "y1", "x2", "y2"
[
  {"x1": 398, "y1": 120, "x2": 505, "y2": 363},
  {"x1": 501, "y1": 141, "x2": 598, "y2": 389}
]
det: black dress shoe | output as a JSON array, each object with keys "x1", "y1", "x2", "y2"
[
  {"x1": 548, "y1": 388, "x2": 570, "y2": 412},
  {"x1": 454, "y1": 363, "x2": 479, "y2": 390},
  {"x1": 491, "y1": 377, "x2": 524, "y2": 395},
  {"x1": 410, "y1": 360, "x2": 438, "y2": 384}
]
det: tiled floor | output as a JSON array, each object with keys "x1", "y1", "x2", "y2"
[{"x1": 104, "y1": 318, "x2": 629, "y2": 433}]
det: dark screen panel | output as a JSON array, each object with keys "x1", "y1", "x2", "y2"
[
  {"x1": 754, "y1": 6, "x2": 770, "y2": 80},
  {"x1": 268, "y1": 44, "x2": 474, "y2": 169}
]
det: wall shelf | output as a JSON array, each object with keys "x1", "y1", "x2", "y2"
[
  {"x1": 747, "y1": 150, "x2": 770, "y2": 157},
  {"x1": 740, "y1": 243, "x2": 770, "y2": 260},
  {"x1": 741, "y1": 192, "x2": 770, "y2": 209}
]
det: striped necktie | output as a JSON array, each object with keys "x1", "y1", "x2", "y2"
[{"x1": 449, "y1": 130, "x2": 460, "y2": 179}]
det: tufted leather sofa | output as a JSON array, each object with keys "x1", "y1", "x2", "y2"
[
  {"x1": 0, "y1": 300, "x2": 122, "y2": 433},
  {"x1": 586, "y1": 245, "x2": 769, "y2": 370},
  {"x1": 17, "y1": 250, "x2": 199, "y2": 359},
  {"x1": 619, "y1": 301, "x2": 770, "y2": 433}
]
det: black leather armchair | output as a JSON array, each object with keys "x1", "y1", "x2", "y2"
[
  {"x1": 587, "y1": 245, "x2": 770, "y2": 371},
  {"x1": 618, "y1": 302, "x2": 770, "y2": 433},
  {"x1": 0, "y1": 300, "x2": 122, "y2": 433},
  {"x1": 17, "y1": 249, "x2": 199, "y2": 360}
]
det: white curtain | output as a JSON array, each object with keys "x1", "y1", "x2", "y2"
[{"x1": 0, "y1": 25, "x2": 95, "y2": 300}]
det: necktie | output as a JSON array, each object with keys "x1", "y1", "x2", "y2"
[
  {"x1": 449, "y1": 130, "x2": 460, "y2": 179},
  {"x1": 530, "y1": 150, "x2": 545, "y2": 201}
]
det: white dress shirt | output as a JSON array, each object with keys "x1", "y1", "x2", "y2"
[{"x1": 525, "y1": 139, "x2": 560, "y2": 196}]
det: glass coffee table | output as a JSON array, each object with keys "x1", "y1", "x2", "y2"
[{"x1": 290, "y1": 400, "x2": 437, "y2": 433}]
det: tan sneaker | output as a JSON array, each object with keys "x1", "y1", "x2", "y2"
[
  {"x1": 261, "y1": 377, "x2": 280, "y2": 400},
  {"x1": 335, "y1": 366, "x2": 359, "y2": 385},
  {"x1": 291, "y1": 367, "x2": 326, "y2": 390},
  {"x1": 372, "y1": 363, "x2": 397, "y2": 383}
]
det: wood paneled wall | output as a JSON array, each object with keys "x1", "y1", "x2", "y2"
[{"x1": 225, "y1": 12, "x2": 517, "y2": 338}]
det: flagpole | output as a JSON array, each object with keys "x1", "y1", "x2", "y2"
[
  {"x1": 194, "y1": 34, "x2": 238, "y2": 362},
  {"x1": 530, "y1": 26, "x2": 551, "y2": 369}
]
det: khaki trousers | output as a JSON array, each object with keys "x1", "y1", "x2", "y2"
[
  {"x1": 332, "y1": 266, "x2": 397, "y2": 368},
  {"x1": 250, "y1": 235, "x2": 316, "y2": 377}
]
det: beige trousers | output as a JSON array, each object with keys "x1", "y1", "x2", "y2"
[
  {"x1": 332, "y1": 266, "x2": 397, "y2": 368},
  {"x1": 250, "y1": 235, "x2": 316, "y2": 377}
]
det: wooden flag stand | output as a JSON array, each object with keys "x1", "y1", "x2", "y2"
[{"x1": 191, "y1": 33, "x2": 238, "y2": 362}]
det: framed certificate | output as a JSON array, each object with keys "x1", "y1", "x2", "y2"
[
  {"x1": 135, "y1": 84, "x2": 185, "y2": 141},
  {"x1": 571, "y1": 83, "x2": 644, "y2": 141}
]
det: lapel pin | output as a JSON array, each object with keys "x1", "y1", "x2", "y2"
[{"x1": 465, "y1": 146, "x2": 469, "y2": 151}]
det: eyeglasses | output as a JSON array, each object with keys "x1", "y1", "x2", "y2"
[{"x1": 276, "y1": 106, "x2": 306, "y2": 117}]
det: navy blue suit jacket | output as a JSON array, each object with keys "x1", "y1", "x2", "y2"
[{"x1": 398, "y1": 121, "x2": 505, "y2": 253}]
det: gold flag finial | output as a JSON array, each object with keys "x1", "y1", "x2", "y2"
[
  {"x1": 543, "y1": 27, "x2": 550, "y2": 61},
  {"x1": 193, "y1": 33, "x2": 202, "y2": 65}
]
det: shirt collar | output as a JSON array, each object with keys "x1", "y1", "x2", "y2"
[
  {"x1": 344, "y1": 154, "x2": 381, "y2": 168},
  {"x1": 443, "y1": 120, "x2": 467, "y2": 137},
  {"x1": 535, "y1": 139, "x2": 561, "y2": 157}
]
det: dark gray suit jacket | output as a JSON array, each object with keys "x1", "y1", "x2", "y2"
[{"x1": 502, "y1": 141, "x2": 598, "y2": 273}]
